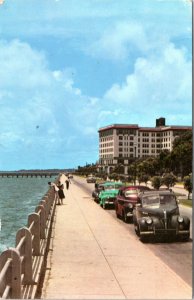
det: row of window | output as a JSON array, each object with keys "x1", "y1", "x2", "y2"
[
  {"x1": 100, "y1": 139, "x2": 171, "y2": 148},
  {"x1": 100, "y1": 148, "x2": 114, "y2": 153},
  {"x1": 100, "y1": 142, "x2": 113, "y2": 147},
  {"x1": 163, "y1": 143, "x2": 171, "y2": 148},
  {"x1": 117, "y1": 144, "x2": 163, "y2": 153},
  {"x1": 119, "y1": 142, "x2": 134, "y2": 146},
  {"x1": 100, "y1": 154, "x2": 114, "y2": 159},
  {"x1": 119, "y1": 136, "x2": 134, "y2": 140},
  {"x1": 116, "y1": 129, "x2": 137, "y2": 135},
  {"x1": 119, "y1": 148, "x2": 134, "y2": 152},
  {"x1": 100, "y1": 136, "x2": 172, "y2": 144}
]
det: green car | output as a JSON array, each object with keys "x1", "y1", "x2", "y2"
[{"x1": 99, "y1": 181, "x2": 124, "y2": 209}]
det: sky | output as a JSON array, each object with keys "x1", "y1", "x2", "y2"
[{"x1": 0, "y1": 0, "x2": 192, "y2": 170}]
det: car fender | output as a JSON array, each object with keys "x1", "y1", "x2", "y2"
[
  {"x1": 181, "y1": 215, "x2": 190, "y2": 228},
  {"x1": 138, "y1": 217, "x2": 160, "y2": 231},
  {"x1": 171, "y1": 215, "x2": 179, "y2": 228},
  {"x1": 151, "y1": 217, "x2": 161, "y2": 229},
  {"x1": 132, "y1": 209, "x2": 137, "y2": 225},
  {"x1": 138, "y1": 218, "x2": 148, "y2": 231}
]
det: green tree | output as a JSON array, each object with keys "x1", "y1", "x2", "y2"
[
  {"x1": 171, "y1": 131, "x2": 192, "y2": 178},
  {"x1": 141, "y1": 174, "x2": 150, "y2": 186},
  {"x1": 151, "y1": 176, "x2": 162, "y2": 190},
  {"x1": 161, "y1": 173, "x2": 177, "y2": 189},
  {"x1": 158, "y1": 150, "x2": 172, "y2": 174},
  {"x1": 128, "y1": 164, "x2": 137, "y2": 185},
  {"x1": 183, "y1": 175, "x2": 193, "y2": 199}
]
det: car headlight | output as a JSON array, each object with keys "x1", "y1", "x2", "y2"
[
  {"x1": 128, "y1": 203, "x2": 133, "y2": 208},
  {"x1": 178, "y1": 216, "x2": 184, "y2": 223},
  {"x1": 146, "y1": 217, "x2": 153, "y2": 224}
]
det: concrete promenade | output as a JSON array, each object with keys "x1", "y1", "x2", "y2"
[{"x1": 41, "y1": 175, "x2": 192, "y2": 299}]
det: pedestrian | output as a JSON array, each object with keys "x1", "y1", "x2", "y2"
[
  {"x1": 65, "y1": 178, "x2": 70, "y2": 190},
  {"x1": 68, "y1": 175, "x2": 72, "y2": 183},
  {"x1": 48, "y1": 182, "x2": 60, "y2": 204},
  {"x1": 57, "y1": 181, "x2": 65, "y2": 205}
]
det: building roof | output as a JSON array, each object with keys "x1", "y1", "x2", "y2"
[
  {"x1": 98, "y1": 124, "x2": 139, "y2": 132},
  {"x1": 99, "y1": 124, "x2": 192, "y2": 133}
]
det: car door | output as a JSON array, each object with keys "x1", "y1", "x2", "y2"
[{"x1": 117, "y1": 190, "x2": 124, "y2": 216}]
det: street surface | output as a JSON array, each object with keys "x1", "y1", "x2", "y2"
[
  {"x1": 73, "y1": 176, "x2": 192, "y2": 288},
  {"x1": 42, "y1": 174, "x2": 192, "y2": 299}
]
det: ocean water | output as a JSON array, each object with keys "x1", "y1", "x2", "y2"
[{"x1": 0, "y1": 176, "x2": 57, "y2": 254}]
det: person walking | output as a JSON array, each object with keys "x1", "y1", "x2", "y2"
[
  {"x1": 48, "y1": 182, "x2": 60, "y2": 204},
  {"x1": 57, "y1": 181, "x2": 65, "y2": 205},
  {"x1": 65, "y1": 178, "x2": 70, "y2": 190}
]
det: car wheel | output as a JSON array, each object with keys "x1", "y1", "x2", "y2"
[
  {"x1": 180, "y1": 233, "x2": 190, "y2": 242},
  {"x1": 140, "y1": 234, "x2": 149, "y2": 243},
  {"x1": 122, "y1": 210, "x2": 129, "y2": 223},
  {"x1": 103, "y1": 203, "x2": 106, "y2": 209},
  {"x1": 133, "y1": 210, "x2": 137, "y2": 225},
  {"x1": 115, "y1": 209, "x2": 119, "y2": 218},
  {"x1": 135, "y1": 224, "x2": 140, "y2": 236}
]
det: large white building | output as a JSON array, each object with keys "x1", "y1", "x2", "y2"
[{"x1": 98, "y1": 117, "x2": 192, "y2": 174}]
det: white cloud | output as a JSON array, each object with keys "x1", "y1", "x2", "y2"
[
  {"x1": 88, "y1": 21, "x2": 149, "y2": 61},
  {"x1": 0, "y1": 40, "x2": 50, "y2": 89},
  {"x1": 0, "y1": 39, "x2": 101, "y2": 168},
  {"x1": 104, "y1": 42, "x2": 191, "y2": 125}
]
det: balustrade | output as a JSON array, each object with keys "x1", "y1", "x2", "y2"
[{"x1": 0, "y1": 177, "x2": 58, "y2": 299}]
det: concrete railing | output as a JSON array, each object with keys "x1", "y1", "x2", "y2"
[{"x1": 0, "y1": 180, "x2": 58, "y2": 299}]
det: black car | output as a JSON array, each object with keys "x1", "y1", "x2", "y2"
[
  {"x1": 86, "y1": 176, "x2": 96, "y2": 183},
  {"x1": 133, "y1": 190, "x2": 190, "y2": 242},
  {"x1": 92, "y1": 181, "x2": 106, "y2": 202}
]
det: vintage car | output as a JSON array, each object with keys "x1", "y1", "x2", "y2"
[
  {"x1": 86, "y1": 175, "x2": 96, "y2": 183},
  {"x1": 99, "y1": 181, "x2": 124, "y2": 209},
  {"x1": 115, "y1": 185, "x2": 151, "y2": 223},
  {"x1": 92, "y1": 181, "x2": 111, "y2": 202},
  {"x1": 133, "y1": 190, "x2": 190, "y2": 242}
]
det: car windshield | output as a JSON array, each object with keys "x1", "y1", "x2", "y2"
[
  {"x1": 142, "y1": 194, "x2": 177, "y2": 208},
  {"x1": 124, "y1": 189, "x2": 138, "y2": 197},
  {"x1": 103, "y1": 183, "x2": 122, "y2": 190},
  {"x1": 104, "y1": 185, "x2": 116, "y2": 190},
  {"x1": 98, "y1": 185, "x2": 104, "y2": 189}
]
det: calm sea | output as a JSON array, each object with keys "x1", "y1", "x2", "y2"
[{"x1": 0, "y1": 176, "x2": 57, "y2": 254}]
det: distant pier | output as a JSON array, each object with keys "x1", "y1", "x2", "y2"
[{"x1": 0, "y1": 171, "x2": 62, "y2": 178}]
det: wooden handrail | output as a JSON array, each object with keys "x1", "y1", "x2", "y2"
[
  {"x1": 2, "y1": 285, "x2": 11, "y2": 298},
  {"x1": 0, "y1": 175, "x2": 59, "y2": 298},
  {"x1": 0, "y1": 258, "x2": 12, "y2": 282},
  {"x1": 16, "y1": 236, "x2": 25, "y2": 252}
]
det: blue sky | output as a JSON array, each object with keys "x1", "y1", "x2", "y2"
[{"x1": 0, "y1": 0, "x2": 192, "y2": 170}]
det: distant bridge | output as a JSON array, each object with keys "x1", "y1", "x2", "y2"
[{"x1": 0, "y1": 170, "x2": 74, "y2": 178}]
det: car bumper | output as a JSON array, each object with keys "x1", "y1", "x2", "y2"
[
  {"x1": 140, "y1": 229, "x2": 190, "y2": 236},
  {"x1": 104, "y1": 198, "x2": 116, "y2": 204},
  {"x1": 127, "y1": 211, "x2": 133, "y2": 217}
]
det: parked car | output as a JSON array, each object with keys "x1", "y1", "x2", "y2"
[
  {"x1": 115, "y1": 185, "x2": 151, "y2": 223},
  {"x1": 92, "y1": 181, "x2": 109, "y2": 202},
  {"x1": 99, "y1": 181, "x2": 124, "y2": 209},
  {"x1": 133, "y1": 190, "x2": 190, "y2": 242},
  {"x1": 86, "y1": 176, "x2": 96, "y2": 183}
]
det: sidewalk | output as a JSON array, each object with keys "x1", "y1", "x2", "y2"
[{"x1": 41, "y1": 175, "x2": 192, "y2": 299}]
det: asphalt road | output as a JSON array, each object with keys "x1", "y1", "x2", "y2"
[{"x1": 72, "y1": 176, "x2": 192, "y2": 288}]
